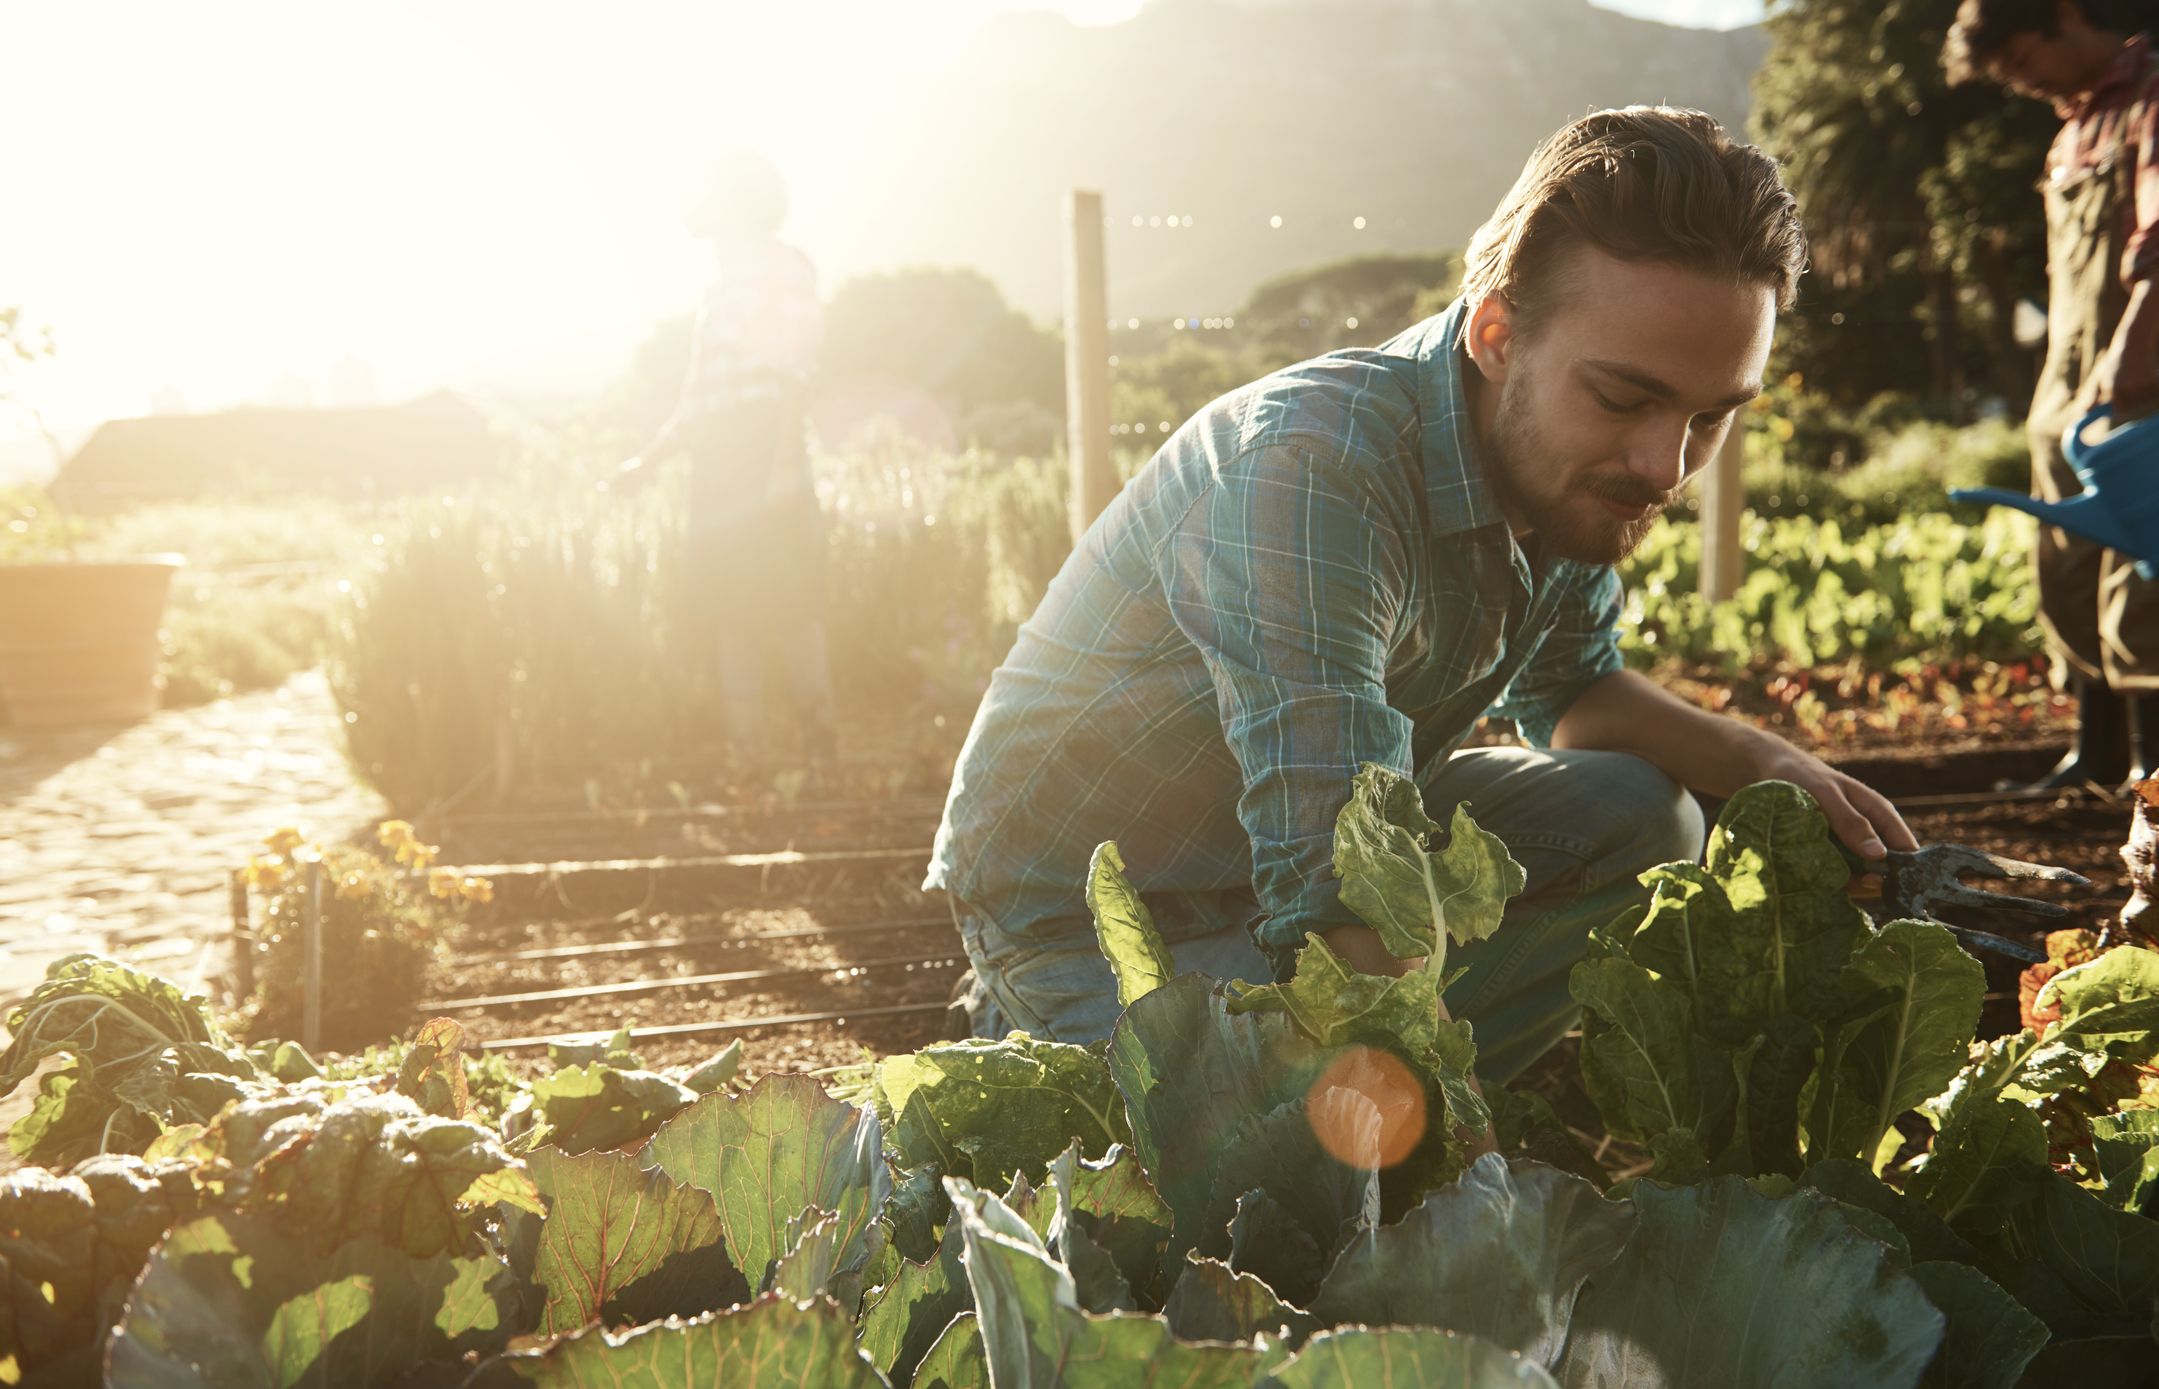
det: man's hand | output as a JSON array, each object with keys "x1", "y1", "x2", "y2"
[
  {"x1": 2093, "y1": 337, "x2": 2159, "y2": 419},
  {"x1": 1745, "y1": 738, "x2": 1917, "y2": 864}
]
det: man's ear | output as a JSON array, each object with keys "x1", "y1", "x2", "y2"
[{"x1": 1465, "y1": 295, "x2": 1519, "y2": 386}]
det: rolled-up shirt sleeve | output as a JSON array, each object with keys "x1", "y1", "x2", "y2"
[
  {"x1": 2124, "y1": 78, "x2": 2159, "y2": 286},
  {"x1": 1486, "y1": 565, "x2": 1626, "y2": 748},
  {"x1": 1159, "y1": 443, "x2": 1413, "y2": 954}
]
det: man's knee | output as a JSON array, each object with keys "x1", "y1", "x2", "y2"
[{"x1": 1589, "y1": 753, "x2": 1704, "y2": 882}]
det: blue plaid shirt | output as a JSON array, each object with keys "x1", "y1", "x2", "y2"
[{"x1": 926, "y1": 297, "x2": 1625, "y2": 957}]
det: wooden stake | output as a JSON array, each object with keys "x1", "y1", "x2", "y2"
[
  {"x1": 1700, "y1": 424, "x2": 1746, "y2": 603},
  {"x1": 301, "y1": 858, "x2": 324, "y2": 1053},
  {"x1": 228, "y1": 868, "x2": 254, "y2": 997},
  {"x1": 1064, "y1": 189, "x2": 1114, "y2": 542}
]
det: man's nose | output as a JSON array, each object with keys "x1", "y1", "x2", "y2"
[{"x1": 1626, "y1": 423, "x2": 1690, "y2": 494}]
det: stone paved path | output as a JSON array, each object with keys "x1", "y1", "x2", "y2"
[{"x1": 0, "y1": 671, "x2": 384, "y2": 1005}]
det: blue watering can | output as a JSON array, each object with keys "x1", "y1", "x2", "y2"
[{"x1": 1951, "y1": 405, "x2": 2159, "y2": 579}]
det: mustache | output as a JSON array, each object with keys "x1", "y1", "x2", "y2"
[{"x1": 1579, "y1": 472, "x2": 1673, "y2": 510}]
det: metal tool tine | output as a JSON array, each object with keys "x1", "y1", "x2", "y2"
[
  {"x1": 1943, "y1": 924, "x2": 2045, "y2": 964},
  {"x1": 1933, "y1": 883, "x2": 2074, "y2": 920},
  {"x1": 1956, "y1": 846, "x2": 2092, "y2": 887}
]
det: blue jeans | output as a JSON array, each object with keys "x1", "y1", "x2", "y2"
[{"x1": 948, "y1": 746, "x2": 1706, "y2": 1085}]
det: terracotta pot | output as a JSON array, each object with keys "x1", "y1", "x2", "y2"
[{"x1": 0, "y1": 558, "x2": 182, "y2": 727}]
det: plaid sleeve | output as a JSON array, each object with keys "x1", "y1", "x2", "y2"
[
  {"x1": 2126, "y1": 73, "x2": 2159, "y2": 285},
  {"x1": 1159, "y1": 443, "x2": 1414, "y2": 953},
  {"x1": 1485, "y1": 565, "x2": 1626, "y2": 748}
]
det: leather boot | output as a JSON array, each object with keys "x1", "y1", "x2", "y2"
[
  {"x1": 2014, "y1": 679, "x2": 2130, "y2": 791},
  {"x1": 2128, "y1": 691, "x2": 2159, "y2": 786}
]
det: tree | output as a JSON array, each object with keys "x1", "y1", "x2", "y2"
[
  {"x1": 1752, "y1": 0, "x2": 2055, "y2": 419},
  {"x1": 1238, "y1": 252, "x2": 1459, "y2": 364}
]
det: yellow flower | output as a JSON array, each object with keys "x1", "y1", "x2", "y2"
[
  {"x1": 410, "y1": 843, "x2": 439, "y2": 872},
  {"x1": 264, "y1": 826, "x2": 307, "y2": 857},
  {"x1": 376, "y1": 819, "x2": 415, "y2": 849},
  {"x1": 428, "y1": 867, "x2": 460, "y2": 900},
  {"x1": 335, "y1": 872, "x2": 371, "y2": 902},
  {"x1": 458, "y1": 876, "x2": 494, "y2": 905},
  {"x1": 241, "y1": 855, "x2": 287, "y2": 891}
]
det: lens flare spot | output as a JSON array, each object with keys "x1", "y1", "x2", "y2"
[{"x1": 1306, "y1": 1045, "x2": 1425, "y2": 1169}]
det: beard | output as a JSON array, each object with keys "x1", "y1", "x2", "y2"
[{"x1": 1481, "y1": 372, "x2": 1672, "y2": 566}]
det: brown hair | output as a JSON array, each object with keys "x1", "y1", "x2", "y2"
[
  {"x1": 1942, "y1": 0, "x2": 2093, "y2": 85},
  {"x1": 1458, "y1": 106, "x2": 1807, "y2": 338}
]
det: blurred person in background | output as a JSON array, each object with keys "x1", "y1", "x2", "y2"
[
  {"x1": 1947, "y1": 0, "x2": 2159, "y2": 788},
  {"x1": 619, "y1": 147, "x2": 836, "y2": 777}
]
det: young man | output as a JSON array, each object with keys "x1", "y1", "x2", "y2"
[
  {"x1": 926, "y1": 107, "x2": 1915, "y2": 1084},
  {"x1": 1946, "y1": 0, "x2": 2159, "y2": 786}
]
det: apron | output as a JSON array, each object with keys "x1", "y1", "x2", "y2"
[{"x1": 2029, "y1": 62, "x2": 2159, "y2": 690}]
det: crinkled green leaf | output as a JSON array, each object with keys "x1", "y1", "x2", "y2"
[
  {"x1": 948, "y1": 1178, "x2": 1270, "y2": 1389},
  {"x1": 0, "y1": 955, "x2": 260, "y2": 1166},
  {"x1": 1086, "y1": 840, "x2": 1175, "y2": 1007},
  {"x1": 1629, "y1": 781, "x2": 1864, "y2": 1036},
  {"x1": 1263, "y1": 1325, "x2": 1559, "y2": 1387},
  {"x1": 2002, "y1": 1166, "x2": 2159, "y2": 1330},
  {"x1": 496, "y1": 1293, "x2": 888, "y2": 1387},
  {"x1": 1332, "y1": 764, "x2": 1524, "y2": 961},
  {"x1": 1908, "y1": 1095, "x2": 2049, "y2": 1236},
  {"x1": 770, "y1": 1204, "x2": 886, "y2": 1313},
  {"x1": 106, "y1": 1210, "x2": 515, "y2": 1389},
  {"x1": 1798, "y1": 1159, "x2": 1980, "y2": 1267},
  {"x1": 914, "y1": 1312, "x2": 989, "y2": 1389},
  {"x1": 523, "y1": 1145, "x2": 737, "y2": 1335},
  {"x1": 1163, "y1": 1255, "x2": 1319, "y2": 1345},
  {"x1": 518, "y1": 1063, "x2": 698, "y2": 1156},
  {"x1": 1556, "y1": 1177, "x2": 1944, "y2": 1389},
  {"x1": 545, "y1": 1029, "x2": 640, "y2": 1070},
  {"x1": 1570, "y1": 949, "x2": 1724, "y2": 1183},
  {"x1": 239, "y1": 1092, "x2": 543, "y2": 1258},
  {"x1": 640, "y1": 1074, "x2": 887, "y2": 1292},
  {"x1": 2090, "y1": 1110, "x2": 2159, "y2": 1214},
  {"x1": 1047, "y1": 1142, "x2": 1173, "y2": 1306},
  {"x1": 1907, "y1": 1260, "x2": 2048, "y2": 1389},
  {"x1": 394, "y1": 1018, "x2": 472, "y2": 1120},
  {"x1": 874, "y1": 1034, "x2": 1129, "y2": 1190},
  {"x1": 1105, "y1": 974, "x2": 1329, "y2": 1273},
  {"x1": 1312, "y1": 1153, "x2": 1633, "y2": 1367}
]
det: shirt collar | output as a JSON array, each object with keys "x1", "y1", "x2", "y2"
[
  {"x1": 1382, "y1": 294, "x2": 1510, "y2": 538},
  {"x1": 2059, "y1": 33, "x2": 2151, "y2": 120}
]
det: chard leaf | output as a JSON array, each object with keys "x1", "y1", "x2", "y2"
[
  {"x1": 2090, "y1": 1110, "x2": 2159, "y2": 1214},
  {"x1": 1262, "y1": 1326, "x2": 1560, "y2": 1387},
  {"x1": 1907, "y1": 1095, "x2": 2049, "y2": 1235},
  {"x1": 106, "y1": 1210, "x2": 515, "y2": 1389},
  {"x1": 1311, "y1": 1153, "x2": 1633, "y2": 1368},
  {"x1": 640, "y1": 1075, "x2": 888, "y2": 1293},
  {"x1": 2002, "y1": 1166, "x2": 2159, "y2": 1329},
  {"x1": 1333, "y1": 763, "x2": 1524, "y2": 961},
  {"x1": 770, "y1": 1204, "x2": 887, "y2": 1312},
  {"x1": 1046, "y1": 1142, "x2": 1173, "y2": 1304},
  {"x1": 1163, "y1": 1255, "x2": 1318, "y2": 1345},
  {"x1": 948, "y1": 1178, "x2": 1271, "y2": 1389},
  {"x1": 522, "y1": 1145, "x2": 739, "y2": 1335},
  {"x1": 517, "y1": 1062, "x2": 698, "y2": 1155},
  {"x1": 1086, "y1": 841, "x2": 1175, "y2": 1007},
  {"x1": 1105, "y1": 974, "x2": 1329, "y2": 1273},
  {"x1": 2036, "y1": 945, "x2": 2159, "y2": 1067},
  {"x1": 1556, "y1": 1177, "x2": 1944, "y2": 1389},
  {"x1": 1798, "y1": 1159, "x2": 1980, "y2": 1267},
  {"x1": 874, "y1": 1035, "x2": 1130, "y2": 1190},
  {"x1": 680, "y1": 1039, "x2": 744, "y2": 1095},
  {"x1": 1805, "y1": 921, "x2": 1984, "y2": 1168},
  {"x1": 496, "y1": 1293, "x2": 887, "y2": 1387}
]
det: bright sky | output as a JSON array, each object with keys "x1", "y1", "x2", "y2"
[{"x1": 1, "y1": 0, "x2": 1761, "y2": 469}]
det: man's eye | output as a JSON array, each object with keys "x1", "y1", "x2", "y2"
[
  {"x1": 1591, "y1": 390, "x2": 1644, "y2": 415},
  {"x1": 1691, "y1": 409, "x2": 1736, "y2": 432}
]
